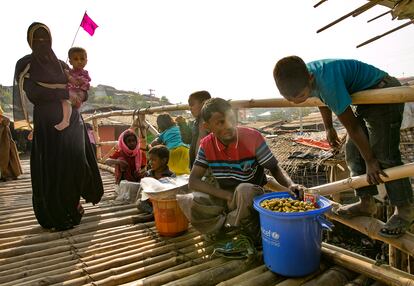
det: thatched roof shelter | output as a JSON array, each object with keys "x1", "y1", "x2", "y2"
[{"x1": 267, "y1": 130, "x2": 348, "y2": 188}]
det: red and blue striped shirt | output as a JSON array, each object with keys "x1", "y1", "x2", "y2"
[{"x1": 194, "y1": 127, "x2": 278, "y2": 190}]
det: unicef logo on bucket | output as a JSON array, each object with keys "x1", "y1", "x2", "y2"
[{"x1": 261, "y1": 226, "x2": 280, "y2": 247}]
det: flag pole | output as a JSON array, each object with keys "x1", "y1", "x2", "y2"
[{"x1": 66, "y1": 11, "x2": 86, "y2": 62}]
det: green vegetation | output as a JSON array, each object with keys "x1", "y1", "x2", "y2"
[{"x1": 0, "y1": 85, "x2": 12, "y2": 109}]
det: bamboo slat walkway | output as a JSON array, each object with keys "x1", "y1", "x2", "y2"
[{"x1": 1, "y1": 160, "x2": 414, "y2": 286}]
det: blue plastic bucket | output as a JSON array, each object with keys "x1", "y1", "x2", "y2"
[{"x1": 253, "y1": 192, "x2": 333, "y2": 277}]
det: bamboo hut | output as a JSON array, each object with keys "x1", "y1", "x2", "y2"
[{"x1": 267, "y1": 130, "x2": 349, "y2": 189}]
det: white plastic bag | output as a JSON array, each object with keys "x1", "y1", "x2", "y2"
[
  {"x1": 141, "y1": 175, "x2": 189, "y2": 200},
  {"x1": 115, "y1": 180, "x2": 141, "y2": 203}
]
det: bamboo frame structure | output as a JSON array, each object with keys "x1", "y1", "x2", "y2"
[
  {"x1": 322, "y1": 243, "x2": 414, "y2": 286},
  {"x1": 87, "y1": 86, "x2": 414, "y2": 160},
  {"x1": 316, "y1": 0, "x2": 382, "y2": 33},
  {"x1": 357, "y1": 19, "x2": 414, "y2": 48},
  {"x1": 309, "y1": 162, "x2": 414, "y2": 196},
  {"x1": 84, "y1": 87, "x2": 414, "y2": 121}
]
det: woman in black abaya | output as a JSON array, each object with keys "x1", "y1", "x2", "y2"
[{"x1": 13, "y1": 22, "x2": 104, "y2": 230}]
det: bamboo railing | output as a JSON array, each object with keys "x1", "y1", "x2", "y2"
[
  {"x1": 84, "y1": 86, "x2": 414, "y2": 121},
  {"x1": 84, "y1": 86, "x2": 414, "y2": 161}
]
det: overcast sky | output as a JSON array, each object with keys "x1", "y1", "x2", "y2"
[{"x1": 1, "y1": 0, "x2": 414, "y2": 103}]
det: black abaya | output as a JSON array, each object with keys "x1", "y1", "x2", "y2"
[{"x1": 13, "y1": 23, "x2": 103, "y2": 230}]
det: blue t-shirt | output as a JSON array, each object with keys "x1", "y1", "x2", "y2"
[
  {"x1": 158, "y1": 126, "x2": 188, "y2": 150},
  {"x1": 307, "y1": 59, "x2": 387, "y2": 115}
]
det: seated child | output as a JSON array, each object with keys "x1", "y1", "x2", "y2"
[
  {"x1": 146, "y1": 145, "x2": 176, "y2": 179},
  {"x1": 55, "y1": 47, "x2": 91, "y2": 131},
  {"x1": 106, "y1": 129, "x2": 146, "y2": 185},
  {"x1": 137, "y1": 145, "x2": 175, "y2": 213},
  {"x1": 151, "y1": 113, "x2": 190, "y2": 175},
  {"x1": 178, "y1": 98, "x2": 303, "y2": 240}
]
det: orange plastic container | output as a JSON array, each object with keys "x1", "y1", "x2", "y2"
[{"x1": 151, "y1": 198, "x2": 189, "y2": 237}]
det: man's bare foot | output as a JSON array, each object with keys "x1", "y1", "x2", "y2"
[
  {"x1": 55, "y1": 121, "x2": 70, "y2": 131},
  {"x1": 333, "y1": 195, "x2": 377, "y2": 218}
]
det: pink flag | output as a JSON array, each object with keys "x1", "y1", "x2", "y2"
[{"x1": 80, "y1": 12, "x2": 98, "y2": 36}]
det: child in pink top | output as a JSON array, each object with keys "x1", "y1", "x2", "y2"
[{"x1": 55, "y1": 47, "x2": 91, "y2": 131}]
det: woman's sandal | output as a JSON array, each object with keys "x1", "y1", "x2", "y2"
[{"x1": 379, "y1": 214, "x2": 413, "y2": 238}]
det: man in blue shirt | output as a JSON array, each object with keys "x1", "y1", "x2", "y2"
[{"x1": 273, "y1": 56, "x2": 414, "y2": 238}]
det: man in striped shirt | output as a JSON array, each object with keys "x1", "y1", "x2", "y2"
[{"x1": 182, "y1": 97, "x2": 301, "y2": 238}]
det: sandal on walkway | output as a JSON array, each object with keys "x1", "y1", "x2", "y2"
[{"x1": 379, "y1": 214, "x2": 412, "y2": 238}]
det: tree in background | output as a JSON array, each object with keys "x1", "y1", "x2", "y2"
[{"x1": 0, "y1": 85, "x2": 12, "y2": 108}]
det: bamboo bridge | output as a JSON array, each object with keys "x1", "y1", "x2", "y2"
[
  {"x1": 1, "y1": 86, "x2": 414, "y2": 285},
  {"x1": 1, "y1": 161, "x2": 414, "y2": 285}
]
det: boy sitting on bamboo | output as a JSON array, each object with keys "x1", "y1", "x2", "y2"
[
  {"x1": 137, "y1": 145, "x2": 176, "y2": 214},
  {"x1": 178, "y1": 98, "x2": 303, "y2": 241},
  {"x1": 273, "y1": 56, "x2": 414, "y2": 238}
]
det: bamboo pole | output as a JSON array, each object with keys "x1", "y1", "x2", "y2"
[
  {"x1": 317, "y1": 0, "x2": 382, "y2": 33},
  {"x1": 325, "y1": 211, "x2": 414, "y2": 257},
  {"x1": 321, "y1": 244, "x2": 414, "y2": 286},
  {"x1": 98, "y1": 163, "x2": 115, "y2": 174},
  {"x1": 97, "y1": 140, "x2": 118, "y2": 146},
  {"x1": 0, "y1": 215, "x2": 154, "y2": 252},
  {"x1": 0, "y1": 206, "x2": 139, "y2": 232},
  {"x1": 367, "y1": 10, "x2": 391, "y2": 23},
  {"x1": 235, "y1": 270, "x2": 283, "y2": 286},
  {"x1": 352, "y1": 0, "x2": 382, "y2": 17},
  {"x1": 83, "y1": 87, "x2": 414, "y2": 122},
  {"x1": 0, "y1": 232, "x2": 202, "y2": 284},
  {"x1": 309, "y1": 163, "x2": 414, "y2": 196},
  {"x1": 92, "y1": 118, "x2": 102, "y2": 160},
  {"x1": 300, "y1": 266, "x2": 356, "y2": 286},
  {"x1": 0, "y1": 226, "x2": 194, "y2": 275},
  {"x1": 7, "y1": 235, "x2": 209, "y2": 286},
  {"x1": 129, "y1": 257, "x2": 229, "y2": 286},
  {"x1": 313, "y1": 0, "x2": 328, "y2": 8},
  {"x1": 274, "y1": 262, "x2": 329, "y2": 286},
  {"x1": 0, "y1": 226, "x2": 154, "y2": 273},
  {"x1": 0, "y1": 208, "x2": 146, "y2": 239},
  {"x1": 89, "y1": 252, "x2": 214, "y2": 286},
  {"x1": 357, "y1": 19, "x2": 414, "y2": 48},
  {"x1": 216, "y1": 265, "x2": 268, "y2": 286},
  {"x1": 0, "y1": 224, "x2": 158, "y2": 266},
  {"x1": 145, "y1": 119, "x2": 159, "y2": 136},
  {"x1": 161, "y1": 258, "x2": 263, "y2": 286},
  {"x1": 51, "y1": 245, "x2": 215, "y2": 286}
]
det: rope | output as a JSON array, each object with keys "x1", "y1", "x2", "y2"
[
  {"x1": 174, "y1": 247, "x2": 197, "y2": 267},
  {"x1": 64, "y1": 231, "x2": 97, "y2": 283}
]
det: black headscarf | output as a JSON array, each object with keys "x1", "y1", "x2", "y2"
[
  {"x1": 27, "y1": 22, "x2": 67, "y2": 84},
  {"x1": 13, "y1": 22, "x2": 67, "y2": 129}
]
